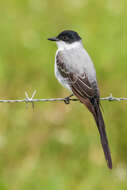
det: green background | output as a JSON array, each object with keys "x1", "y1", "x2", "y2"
[{"x1": 0, "y1": 0, "x2": 127, "y2": 189}]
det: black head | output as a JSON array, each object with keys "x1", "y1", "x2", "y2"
[{"x1": 48, "y1": 30, "x2": 81, "y2": 44}]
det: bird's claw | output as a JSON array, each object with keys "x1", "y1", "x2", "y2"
[
  {"x1": 64, "y1": 97, "x2": 70, "y2": 104},
  {"x1": 64, "y1": 94, "x2": 73, "y2": 104}
]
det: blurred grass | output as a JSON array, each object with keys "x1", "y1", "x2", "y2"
[{"x1": 0, "y1": 0, "x2": 127, "y2": 189}]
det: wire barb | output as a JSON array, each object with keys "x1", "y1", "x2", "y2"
[{"x1": 25, "y1": 90, "x2": 37, "y2": 110}]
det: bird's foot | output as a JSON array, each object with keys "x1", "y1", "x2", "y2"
[{"x1": 64, "y1": 94, "x2": 73, "y2": 104}]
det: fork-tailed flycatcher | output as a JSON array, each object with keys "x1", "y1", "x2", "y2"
[{"x1": 48, "y1": 30, "x2": 112, "y2": 169}]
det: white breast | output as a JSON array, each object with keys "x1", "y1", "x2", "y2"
[{"x1": 55, "y1": 51, "x2": 72, "y2": 91}]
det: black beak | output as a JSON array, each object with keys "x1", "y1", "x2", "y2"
[{"x1": 48, "y1": 37, "x2": 59, "y2": 41}]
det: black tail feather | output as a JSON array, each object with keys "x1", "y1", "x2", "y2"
[
  {"x1": 93, "y1": 100, "x2": 112, "y2": 169},
  {"x1": 71, "y1": 89, "x2": 112, "y2": 169}
]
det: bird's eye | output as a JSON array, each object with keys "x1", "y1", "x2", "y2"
[{"x1": 63, "y1": 36, "x2": 68, "y2": 41}]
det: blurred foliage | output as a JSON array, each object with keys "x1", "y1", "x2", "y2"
[{"x1": 0, "y1": 0, "x2": 127, "y2": 189}]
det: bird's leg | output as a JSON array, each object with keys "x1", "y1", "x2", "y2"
[{"x1": 64, "y1": 94, "x2": 74, "y2": 104}]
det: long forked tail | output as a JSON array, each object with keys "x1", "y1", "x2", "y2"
[
  {"x1": 77, "y1": 96, "x2": 112, "y2": 169},
  {"x1": 93, "y1": 103, "x2": 112, "y2": 169}
]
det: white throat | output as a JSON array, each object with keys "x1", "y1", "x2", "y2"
[{"x1": 56, "y1": 40, "x2": 83, "y2": 51}]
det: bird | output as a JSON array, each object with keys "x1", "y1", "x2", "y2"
[{"x1": 48, "y1": 30, "x2": 112, "y2": 169}]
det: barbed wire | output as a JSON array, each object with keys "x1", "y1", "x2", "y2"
[{"x1": 0, "y1": 91, "x2": 127, "y2": 106}]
